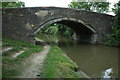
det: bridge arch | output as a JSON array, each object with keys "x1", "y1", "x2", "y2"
[
  {"x1": 33, "y1": 17, "x2": 97, "y2": 43},
  {"x1": 2, "y1": 7, "x2": 113, "y2": 44},
  {"x1": 33, "y1": 17, "x2": 96, "y2": 35}
]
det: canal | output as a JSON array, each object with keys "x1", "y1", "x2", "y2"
[{"x1": 36, "y1": 33, "x2": 118, "y2": 78}]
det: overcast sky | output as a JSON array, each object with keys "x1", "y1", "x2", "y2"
[
  {"x1": 20, "y1": 0, "x2": 119, "y2": 15},
  {"x1": 20, "y1": 0, "x2": 118, "y2": 7}
]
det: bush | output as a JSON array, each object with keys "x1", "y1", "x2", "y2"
[{"x1": 105, "y1": 1, "x2": 120, "y2": 47}]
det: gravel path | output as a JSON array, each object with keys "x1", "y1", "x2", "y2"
[{"x1": 16, "y1": 45, "x2": 51, "y2": 78}]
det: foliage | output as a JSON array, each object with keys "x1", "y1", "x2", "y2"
[
  {"x1": 112, "y1": 1, "x2": 120, "y2": 14},
  {"x1": 40, "y1": 23, "x2": 75, "y2": 38},
  {"x1": 2, "y1": 1, "x2": 25, "y2": 8},
  {"x1": 105, "y1": 1, "x2": 120, "y2": 47},
  {"x1": 40, "y1": 46, "x2": 80, "y2": 78},
  {"x1": 68, "y1": 2, "x2": 110, "y2": 13}
]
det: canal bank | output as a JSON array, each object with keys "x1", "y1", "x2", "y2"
[
  {"x1": 36, "y1": 33, "x2": 118, "y2": 78},
  {"x1": 35, "y1": 37, "x2": 89, "y2": 78},
  {"x1": 40, "y1": 46, "x2": 89, "y2": 78},
  {"x1": 2, "y1": 37, "x2": 88, "y2": 78}
]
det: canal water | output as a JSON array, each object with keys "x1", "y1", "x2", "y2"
[{"x1": 36, "y1": 33, "x2": 118, "y2": 78}]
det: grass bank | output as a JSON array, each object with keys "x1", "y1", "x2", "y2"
[
  {"x1": 40, "y1": 46, "x2": 80, "y2": 78},
  {"x1": 2, "y1": 37, "x2": 81, "y2": 78},
  {"x1": 2, "y1": 37, "x2": 43, "y2": 78}
]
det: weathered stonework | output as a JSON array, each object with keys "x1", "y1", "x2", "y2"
[
  {"x1": 2, "y1": 7, "x2": 114, "y2": 44},
  {"x1": 25, "y1": 23, "x2": 35, "y2": 30},
  {"x1": 35, "y1": 10, "x2": 49, "y2": 17}
]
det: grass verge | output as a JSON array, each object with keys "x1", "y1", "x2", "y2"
[
  {"x1": 2, "y1": 37, "x2": 43, "y2": 78},
  {"x1": 40, "y1": 46, "x2": 80, "y2": 78}
]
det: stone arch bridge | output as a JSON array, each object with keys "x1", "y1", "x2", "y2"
[{"x1": 2, "y1": 7, "x2": 114, "y2": 44}]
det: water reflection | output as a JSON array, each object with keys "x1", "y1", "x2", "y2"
[{"x1": 36, "y1": 33, "x2": 118, "y2": 78}]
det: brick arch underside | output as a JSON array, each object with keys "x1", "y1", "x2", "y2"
[{"x1": 33, "y1": 18, "x2": 96, "y2": 43}]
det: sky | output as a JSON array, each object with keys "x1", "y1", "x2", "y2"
[
  {"x1": 20, "y1": 0, "x2": 119, "y2": 15},
  {"x1": 20, "y1": 0, "x2": 73, "y2": 7}
]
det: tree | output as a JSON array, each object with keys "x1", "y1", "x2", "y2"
[
  {"x1": 68, "y1": 2, "x2": 110, "y2": 13},
  {"x1": 105, "y1": 1, "x2": 120, "y2": 47},
  {"x1": 2, "y1": 1, "x2": 25, "y2": 8},
  {"x1": 40, "y1": 23, "x2": 75, "y2": 38}
]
